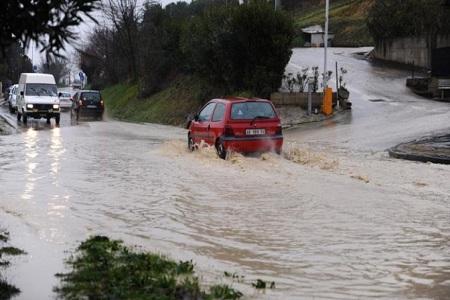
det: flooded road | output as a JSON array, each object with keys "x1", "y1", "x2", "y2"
[{"x1": 1, "y1": 48, "x2": 450, "y2": 299}]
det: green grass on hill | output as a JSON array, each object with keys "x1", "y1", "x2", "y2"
[
  {"x1": 102, "y1": 76, "x2": 212, "y2": 126},
  {"x1": 293, "y1": 0, "x2": 374, "y2": 47},
  {"x1": 102, "y1": 76, "x2": 256, "y2": 127}
]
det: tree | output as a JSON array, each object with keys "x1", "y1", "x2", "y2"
[
  {"x1": 182, "y1": 1, "x2": 294, "y2": 96},
  {"x1": 39, "y1": 56, "x2": 69, "y2": 85},
  {"x1": 0, "y1": 0, "x2": 100, "y2": 57},
  {"x1": 105, "y1": 0, "x2": 141, "y2": 80},
  {"x1": 367, "y1": 0, "x2": 450, "y2": 42},
  {"x1": 0, "y1": 42, "x2": 33, "y2": 89}
]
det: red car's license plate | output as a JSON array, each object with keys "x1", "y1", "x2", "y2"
[{"x1": 246, "y1": 129, "x2": 265, "y2": 135}]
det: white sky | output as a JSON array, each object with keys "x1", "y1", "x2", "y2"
[{"x1": 27, "y1": 0, "x2": 188, "y2": 72}]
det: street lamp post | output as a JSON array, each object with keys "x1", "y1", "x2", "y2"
[
  {"x1": 323, "y1": 0, "x2": 329, "y2": 88},
  {"x1": 275, "y1": 0, "x2": 281, "y2": 10},
  {"x1": 321, "y1": 0, "x2": 333, "y2": 116}
]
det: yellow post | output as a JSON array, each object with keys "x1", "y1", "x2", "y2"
[{"x1": 322, "y1": 87, "x2": 333, "y2": 116}]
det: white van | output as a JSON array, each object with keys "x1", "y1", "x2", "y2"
[{"x1": 16, "y1": 73, "x2": 60, "y2": 125}]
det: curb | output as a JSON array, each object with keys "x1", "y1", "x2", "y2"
[
  {"x1": 0, "y1": 111, "x2": 18, "y2": 130},
  {"x1": 388, "y1": 135, "x2": 450, "y2": 165}
]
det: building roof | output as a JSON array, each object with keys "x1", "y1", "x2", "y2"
[
  {"x1": 301, "y1": 25, "x2": 333, "y2": 35},
  {"x1": 302, "y1": 25, "x2": 324, "y2": 34}
]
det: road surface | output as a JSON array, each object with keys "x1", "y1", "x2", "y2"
[{"x1": 0, "y1": 48, "x2": 449, "y2": 299}]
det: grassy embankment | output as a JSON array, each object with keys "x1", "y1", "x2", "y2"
[
  {"x1": 102, "y1": 76, "x2": 217, "y2": 126},
  {"x1": 292, "y1": 0, "x2": 374, "y2": 47}
]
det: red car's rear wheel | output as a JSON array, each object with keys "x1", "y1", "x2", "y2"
[{"x1": 216, "y1": 139, "x2": 227, "y2": 160}]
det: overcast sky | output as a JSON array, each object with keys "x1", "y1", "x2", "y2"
[{"x1": 27, "y1": 0, "x2": 188, "y2": 71}]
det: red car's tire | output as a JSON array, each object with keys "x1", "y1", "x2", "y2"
[
  {"x1": 188, "y1": 136, "x2": 195, "y2": 152},
  {"x1": 215, "y1": 138, "x2": 227, "y2": 160}
]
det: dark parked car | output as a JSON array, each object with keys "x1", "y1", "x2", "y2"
[{"x1": 71, "y1": 90, "x2": 104, "y2": 121}]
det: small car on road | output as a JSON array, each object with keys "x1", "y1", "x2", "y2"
[
  {"x1": 7, "y1": 84, "x2": 18, "y2": 113},
  {"x1": 71, "y1": 90, "x2": 104, "y2": 121},
  {"x1": 58, "y1": 91, "x2": 72, "y2": 110},
  {"x1": 187, "y1": 98, "x2": 283, "y2": 159}
]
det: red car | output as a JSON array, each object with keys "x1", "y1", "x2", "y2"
[{"x1": 187, "y1": 97, "x2": 283, "y2": 159}]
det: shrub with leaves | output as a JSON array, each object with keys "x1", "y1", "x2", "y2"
[
  {"x1": 55, "y1": 236, "x2": 242, "y2": 300},
  {"x1": 182, "y1": 1, "x2": 294, "y2": 97}
]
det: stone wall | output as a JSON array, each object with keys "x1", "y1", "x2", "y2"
[{"x1": 371, "y1": 35, "x2": 450, "y2": 69}]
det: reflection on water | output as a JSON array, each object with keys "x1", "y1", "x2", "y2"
[
  {"x1": 49, "y1": 127, "x2": 63, "y2": 179},
  {"x1": 21, "y1": 129, "x2": 38, "y2": 201}
]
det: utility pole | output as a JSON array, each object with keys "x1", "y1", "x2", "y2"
[
  {"x1": 323, "y1": 0, "x2": 329, "y2": 88},
  {"x1": 321, "y1": 0, "x2": 333, "y2": 116},
  {"x1": 275, "y1": 0, "x2": 281, "y2": 10}
]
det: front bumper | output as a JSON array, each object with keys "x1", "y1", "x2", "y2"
[
  {"x1": 59, "y1": 101, "x2": 72, "y2": 108},
  {"x1": 25, "y1": 107, "x2": 60, "y2": 118},
  {"x1": 222, "y1": 135, "x2": 283, "y2": 153}
]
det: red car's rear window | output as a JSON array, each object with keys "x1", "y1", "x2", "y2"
[{"x1": 230, "y1": 102, "x2": 276, "y2": 120}]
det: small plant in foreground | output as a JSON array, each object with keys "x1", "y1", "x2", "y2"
[
  {"x1": 54, "y1": 235, "x2": 242, "y2": 299},
  {"x1": 252, "y1": 279, "x2": 276, "y2": 289},
  {"x1": 0, "y1": 229, "x2": 25, "y2": 299}
]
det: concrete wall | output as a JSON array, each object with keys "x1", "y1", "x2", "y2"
[
  {"x1": 309, "y1": 33, "x2": 335, "y2": 47},
  {"x1": 271, "y1": 92, "x2": 337, "y2": 109},
  {"x1": 372, "y1": 35, "x2": 450, "y2": 69}
]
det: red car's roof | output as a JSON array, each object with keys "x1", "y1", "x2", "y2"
[{"x1": 212, "y1": 97, "x2": 271, "y2": 103}]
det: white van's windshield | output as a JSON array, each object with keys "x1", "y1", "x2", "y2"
[{"x1": 26, "y1": 83, "x2": 57, "y2": 96}]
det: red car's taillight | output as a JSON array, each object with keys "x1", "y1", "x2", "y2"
[
  {"x1": 276, "y1": 125, "x2": 282, "y2": 135},
  {"x1": 224, "y1": 125, "x2": 234, "y2": 137}
]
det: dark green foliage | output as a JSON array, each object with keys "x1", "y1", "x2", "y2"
[
  {"x1": 83, "y1": 0, "x2": 293, "y2": 98},
  {"x1": 0, "y1": 280, "x2": 20, "y2": 300},
  {"x1": 0, "y1": 247, "x2": 26, "y2": 256},
  {"x1": 182, "y1": 1, "x2": 294, "y2": 97},
  {"x1": 55, "y1": 236, "x2": 242, "y2": 300},
  {"x1": 367, "y1": 0, "x2": 450, "y2": 42},
  {"x1": 39, "y1": 55, "x2": 68, "y2": 86},
  {"x1": 0, "y1": 230, "x2": 25, "y2": 300},
  {"x1": 209, "y1": 284, "x2": 243, "y2": 299},
  {"x1": 0, "y1": 42, "x2": 33, "y2": 91},
  {"x1": 0, "y1": 0, "x2": 100, "y2": 55},
  {"x1": 252, "y1": 279, "x2": 275, "y2": 289},
  {"x1": 138, "y1": 3, "x2": 187, "y2": 97}
]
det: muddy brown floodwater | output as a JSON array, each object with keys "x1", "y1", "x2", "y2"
[{"x1": 1, "y1": 48, "x2": 450, "y2": 299}]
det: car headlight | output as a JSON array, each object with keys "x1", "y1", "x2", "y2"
[
  {"x1": 53, "y1": 104, "x2": 60, "y2": 109},
  {"x1": 26, "y1": 104, "x2": 33, "y2": 109}
]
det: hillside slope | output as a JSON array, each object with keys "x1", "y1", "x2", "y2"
[
  {"x1": 292, "y1": 0, "x2": 374, "y2": 47},
  {"x1": 102, "y1": 76, "x2": 207, "y2": 126}
]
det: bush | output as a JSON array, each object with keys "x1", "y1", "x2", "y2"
[
  {"x1": 82, "y1": 0, "x2": 294, "y2": 99},
  {"x1": 367, "y1": 0, "x2": 450, "y2": 42},
  {"x1": 182, "y1": 1, "x2": 294, "y2": 97},
  {"x1": 54, "y1": 236, "x2": 243, "y2": 299}
]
